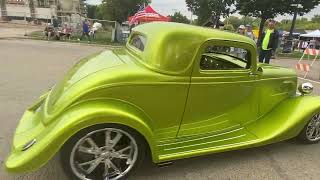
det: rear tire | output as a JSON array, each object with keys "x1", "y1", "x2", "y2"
[
  {"x1": 297, "y1": 113, "x2": 320, "y2": 144},
  {"x1": 60, "y1": 124, "x2": 147, "y2": 180}
]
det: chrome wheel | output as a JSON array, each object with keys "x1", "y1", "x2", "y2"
[
  {"x1": 70, "y1": 128, "x2": 139, "y2": 180},
  {"x1": 306, "y1": 113, "x2": 320, "y2": 142}
]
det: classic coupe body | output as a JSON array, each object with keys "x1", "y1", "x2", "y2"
[{"x1": 6, "y1": 22, "x2": 320, "y2": 180}]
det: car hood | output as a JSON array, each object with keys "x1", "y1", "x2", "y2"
[{"x1": 45, "y1": 50, "x2": 125, "y2": 118}]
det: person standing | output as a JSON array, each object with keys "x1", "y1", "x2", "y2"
[
  {"x1": 257, "y1": 19, "x2": 279, "y2": 64},
  {"x1": 234, "y1": 25, "x2": 247, "y2": 59},
  {"x1": 245, "y1": 24, "x2": 256, "y2": 41},
  {"x1": 52, "y1": 16, "x2": 59, "y2": 39},
  {"x1": 52, "y1": 16, "x2": 59, "y2": 29},
  {"x1": 79, "y1": 19, "x2": 90, "y2": 42},
  {"x1": 238, "y1": 25, "x2": 246, "y2": 35}
]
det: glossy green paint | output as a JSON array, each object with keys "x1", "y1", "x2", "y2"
[{"x1": 5, "y1": 22, "x2": 320, "y2": 173}]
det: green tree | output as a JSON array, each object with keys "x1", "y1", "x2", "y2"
[
  {"x1": 169, "y1": 12, "x2": 190, "y2": 24},
  {"x1": 236, "y1": 0, "x2": 319, "y2": 40},
  {"x1": 223, "y1": 24, "x2": 235, "y2": 31},
  {"x1": 224, "y1": 16, "x2": 261, "y2": 29},
  {"x1": 86, "y1": 4, "x2": 97, "y2": 19},
  {"x1": 312, "y1": 15, "x2": 320, "y2": 23},
  {"x1": 278, "y1": 17, "x2": 320, "y2": 31},
  {"x1": 191, "y1": 18, "x2": 199, "y2": 25},
  {"x1": 186, "y1": 0, "x2": 235, "y2": 27},
  {"x1": 224, "y1": 16, "x2": 241, "y2": 29},
  {"x1": 97, "y1": 0, "x2": 150, "y2": 23}
]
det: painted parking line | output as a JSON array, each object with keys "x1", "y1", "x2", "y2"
[{"x1": 298, "y1": 77, "x2": 320, "y2": 85}]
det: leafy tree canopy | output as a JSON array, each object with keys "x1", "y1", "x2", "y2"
[
  {"x1": 223, "y1": 24, "x2": 235, "y2": 31},
  {"x1": 97, "y1": 0, "x2": 150, "y2": 23},
  {"x1": 312, "y1": 14, "x2": 320, "y2": 23},
  {"x1": 236, "y1": 0, "x2": 319, "y2": 20},
  {"x1": 169, "y1": 12, "x2": 191, "y2": 24},
  {"x1": 186, "y1": 0, "x2": 235, "y2": 25},
  {"x1": 236, "y1": 0, "x2": 319, "y2": 39},
  {"x1": 279, "y1": 15, "x2": 320, "y2": 30},
  {"x1": 224, "y1": 16, "x2": 261, "y2": 29},
  {"x1": 86, "y1": 4, "x2": 97, "y2": 19}
]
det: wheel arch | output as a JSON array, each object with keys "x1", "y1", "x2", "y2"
[
  {"x1": 55, "y1": 99, "x2": 158, "y2": 163},
  {"x1": 6, "y1": 99, "x2": 158, "y2": 173}
]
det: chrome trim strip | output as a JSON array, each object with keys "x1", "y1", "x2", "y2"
[
  {"x1": 22, "y1": 139, "x2": 36, "y2": 151},
  {"x1": 163, "y1": 134, "x2": 247, "y2": 151},
  {"x1": 158, "y1": 127, "x2": 244, "y2": 147}
]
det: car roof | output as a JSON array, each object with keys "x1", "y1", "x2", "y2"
[
  {"x1": 128, "y1": 22, "x2": 256, "y2": 75},
  {"x1": 133, "y1": 22, "x2": 255, "y2": 45}
]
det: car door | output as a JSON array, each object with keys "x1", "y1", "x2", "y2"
[{"x1": 178, "y1": 40, "x2": 259, "y2": 138}]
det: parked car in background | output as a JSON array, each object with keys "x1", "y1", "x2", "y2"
[
  {"x1": 6, "y1": 22, "x2": 320, "y2": 180},
  {"x1": 121, "y1": 21, "x2": 131, "y2": 42}
]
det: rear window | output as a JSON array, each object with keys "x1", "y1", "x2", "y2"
[{"x1": 129, "y1": 34, "x2": 147, "y2": 51}]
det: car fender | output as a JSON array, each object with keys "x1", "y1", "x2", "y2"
[{"x1": 6, "y1": 98, "x2": 156, "y2": 173}]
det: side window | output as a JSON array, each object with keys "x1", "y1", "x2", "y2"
[
  {"x1": 129, "y1": 34, "x2": 147, "y2": 51},
  {"x1": 200, "y1": 45, "x2": 251, "y2": 70},
  {"x1": 200, "y1": 55, "x2": 242, "y2": 70}
]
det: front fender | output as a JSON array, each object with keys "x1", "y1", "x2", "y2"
[
  {"x1": 247, "y1": 95, "x2": 320, "y2": 143},
  {"x1": 5, "y1": 99, "x2": 156, "y2": 173}
]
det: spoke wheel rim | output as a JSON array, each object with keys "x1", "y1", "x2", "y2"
[
  {"x1": 70, "y1": 128, "x2": 139, "y2": 180},
  {"x1": 306, "y1": 113, "x2": 320, "y2": 142}
]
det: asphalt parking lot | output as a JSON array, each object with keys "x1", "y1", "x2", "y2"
[{"x1": 0, "y1": 39, "x2": 320, "y2": 180}]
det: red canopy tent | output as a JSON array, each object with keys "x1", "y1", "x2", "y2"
[{"x1": 128, "y1": 5, "x2": 170, "y2": 25}]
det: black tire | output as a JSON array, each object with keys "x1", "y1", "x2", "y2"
[
  {"x1": 297, "y1": 113, "x2": 320, "y2": 144},
  {"x1": 60, "y1": 124, "x2": 147, "y2": 180}
]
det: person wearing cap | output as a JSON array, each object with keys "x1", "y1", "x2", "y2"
[
  {"x1": 257, "y1": 19, "x2": 279, "y2": 64},
  {"x1": 234, "y1": 25, "x2": 247, "y2": 59},
  {"x1": 44, "y1": 23, "x2": 54, "y2": 40},
  {"x1": 238, "y1": 25, "x2": 246, "y2": 35},
  {"x1": 245, "y1": 24, "x2": 256, "y2": 41}
]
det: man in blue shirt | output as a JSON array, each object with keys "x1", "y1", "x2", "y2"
[{"x1": 80, "y1": 19, "x2": 90, "y2": 41}]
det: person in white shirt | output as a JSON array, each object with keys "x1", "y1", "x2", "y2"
[{"x1": 90, "y1": 22, "x2": 102, "y2": 39}]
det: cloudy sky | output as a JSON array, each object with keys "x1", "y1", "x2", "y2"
[{"x1": 87, "y1": 0, "x2": 320, "y2": 21}]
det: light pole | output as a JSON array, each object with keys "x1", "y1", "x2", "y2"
[
  {"x1": 283, "y1": 3, "x2": 303, "y2": 53},
  {"x1": 289, "y1": 4, "x2": 303, "y2": 38}
]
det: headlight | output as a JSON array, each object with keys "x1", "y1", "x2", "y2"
[{"x1": 298, "y1": 82, "x2": 313, "y2": 95}]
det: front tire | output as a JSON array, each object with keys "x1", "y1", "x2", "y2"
[
  {"x1": 298, "y1": 113, "x2": 320, "y2": 144},
  {"x1": 60, "y1": 124, "x2": 147, "y2": 180}
]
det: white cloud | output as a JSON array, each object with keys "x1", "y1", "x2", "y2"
[{"x1": 150, "y1": 0, "x2": 191, "y2": 17}]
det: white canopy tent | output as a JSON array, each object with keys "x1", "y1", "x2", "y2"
[{"x1": 300, "y1": 30, "x2": 320, "y2": 38}]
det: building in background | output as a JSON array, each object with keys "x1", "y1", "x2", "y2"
[{"x1": 0, "y1": 0, "x2": 86, "y2": 20}]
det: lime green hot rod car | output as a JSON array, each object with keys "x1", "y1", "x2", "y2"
[{"x1": 5, "y1": 22, "x2": 320, "y2": 180}]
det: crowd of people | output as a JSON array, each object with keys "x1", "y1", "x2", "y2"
[
  {"x1": 44, "y1": 17, "x2": 102, "y2": 42},
  {"x1": 236, "y1": 19, "x2": 279, "y2": 64}
]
